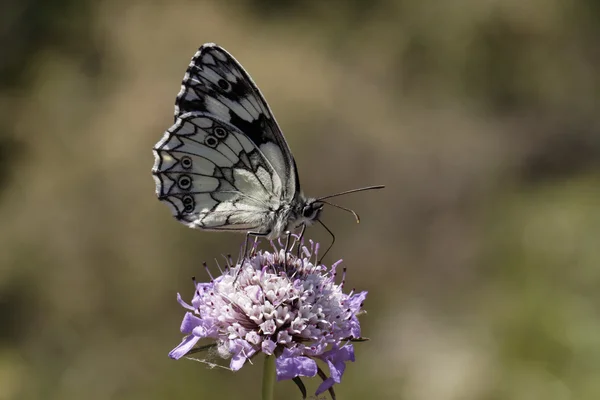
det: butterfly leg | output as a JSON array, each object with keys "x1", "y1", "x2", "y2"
[
  {"x1": 283, "y1": 231, "x2": 292, "y2": 270},
  {"x1": 316, "y1": 219, "x2": 336, "y2": 264},
  {"x1": 295, "y1": 224, "x2": 307, "y2": 258},
  {"x1": 242, "y1": 231, "x2": 269, "y2": 262},
  {"x1": 233, "y1": 231, "x2": 270, "y2": 284}
]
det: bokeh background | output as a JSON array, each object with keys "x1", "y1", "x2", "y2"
[{"x1": 1, "y1": 1, "x2": 600, "y2": 399}]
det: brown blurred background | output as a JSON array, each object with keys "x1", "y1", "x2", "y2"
[{"x1": 1, "y1": 0, "x2": 600, "y2": 399}]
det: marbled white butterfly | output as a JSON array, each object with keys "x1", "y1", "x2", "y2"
[{"x1": 152, "y1": 43, "x2": 383, "y2": 245}]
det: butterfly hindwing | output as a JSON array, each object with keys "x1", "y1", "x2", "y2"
[
  {"x1": 174, "y1": 43, "x2": 299, "y2": 201},
  {"x1": 152, "y1": 112, "x2": 284, "y2": 232}
]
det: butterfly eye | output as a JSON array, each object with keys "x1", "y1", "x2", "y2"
[
  {"x1": 302, "y1": 206, "x2": 316, "y2": 219},
  {"x1": 214, "y1": 127, "x2": 227, "y2": 139},
  {"x1": 217, "y1": 79, "x2": 231, "y2": 91},
  {"x1": 178, "y1": 175, "x2": 192, "y2": 190},
  {"x1": 205, "y1": 136, "x2": 219, "y2": 148},
  {"x1": 180, "y1": 156, "x2": 192, "y2": 169}
]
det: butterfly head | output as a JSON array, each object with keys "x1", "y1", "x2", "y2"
[{"x1": 300, "y1": 199, "x2": 324, "y2": 224}]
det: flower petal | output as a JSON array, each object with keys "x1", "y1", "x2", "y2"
[
  {"x1": 347, "y1": 291, "x2": 367, "y2": 313},
  {"x1": 182, "y1": 315, "x2": 218, "y2": 339},
  {"x1": 168, "y1": 335, "x2": 201, "y2": 359},
  {"x1": 316, "y1": 377, "x2": 336, "y2": 396},
  {"x1": 275, "y1": 349, "x2": 317, "y2": 381},
  {"x1": 348, "y1": 315, "x2": 362, "y2": 338},
  {"x1": 180, "y1": 312, "x2": 203, "y2": 334},
  {"x1": 262, "y1": 339, "x2": 276, "y2": 355},
  {"x1": 326, "y1": 358, "x2": 345, "y2": 383},
  {"x1": 322, "y1": 344, "x2": 355, "y2": 365},
  {"x1": 230, "y1": 352, "x2": 247, "y2": 371},
  {"x1": 177, "y1": 293, "x2": 196, "y2": 311},
  {"x1": 315, "y1": 344, "x2": 355, "y2": 392},
  {"x1": 229, "y1": 340, "x2": 257, "y2": 371}
]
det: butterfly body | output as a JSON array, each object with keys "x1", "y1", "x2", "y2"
[
  {"x1": 267, "y1": 196, "x2": 323, "y2": 240},
  {"x1": 153, "y1": 44, "x2": 327, "y2": 240}
]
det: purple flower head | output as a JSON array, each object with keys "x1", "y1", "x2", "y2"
[{"x1": 170, "y1": 239, "x2": 368, "y2": 396}]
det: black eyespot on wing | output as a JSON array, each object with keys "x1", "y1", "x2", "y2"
[
  {"x1": 205, "y1": 136, "x2": 219, "y2": 148},
  {"x1": 180, "y1": 156, "x2": 192, "y2": 169},
  {"x1": 214, "y1": 127, "x2": 227, "y2": 139},
  {"x1": 182, "y1": 195, "x2": 195, "y2": 213},
  {"x1": 178, "y1": 175, "x2": 192, "y2": 190},
  {"x1": 217, "y1": 79, "x2": 231, "y2": 91}
]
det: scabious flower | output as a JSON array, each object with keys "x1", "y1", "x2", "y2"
[{"x1": 169, "y1": 239, "x2": 368, "y2": 397}]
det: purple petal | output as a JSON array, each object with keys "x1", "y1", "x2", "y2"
[
  {"x1": 302, "y1": 342, "x2": 327, "y2": 357},
  {"x1": 316, "y1": 377, "x2": 336, "y2": 396},
  {"x1": 195, "y1": 281, "x2": 214, "y2": 291},
  {"x1": 275, "y1": 348, "x2": 317, "y2": 381},
  {"x1": 177, "y1": 293, "x2": 195, "y2": 311},
  {"x1": 193, "y1": 317, "x2": 218, "y2": 338},
  {"x1": 180, "y1": 312, "x2": 203, "y2": 334},
  {"x1": 262, "y1": 339, "x2": 276, "y2": 355},
  {"x1": 169, "y1": 335, "x2": 201, "y2": 359},
  {"x1": 314, "y1": 345, "x2": 355, "y2": 393},
  {"x1": 230, "y1": 352, "x2": 247, "y2": 371},
  {"x1": 326, "y1": 358, "x2": 345, "y2": 383},
  {"x1": 348, "y1": 315, "x2": 362, "y2": 338},
  {"x1": 179, "y1": 313, "x2": 218, "y2": 339},
  {"x1": 322, "y1": 344, "x2": 355, "y2": 365},
  {"x1": 229, "y1": 340, "x2": 257, "y2": 371},
  {"x1": 347, "y1": 291, "x2": 367, "y2": 313}
]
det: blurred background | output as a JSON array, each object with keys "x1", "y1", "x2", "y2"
[{"x1": 1, "y1": 0, "x2": 600, "y2": 399}]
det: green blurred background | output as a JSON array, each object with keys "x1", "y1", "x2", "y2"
[{"x1": 1, "y1": 0, "x2": 600, "y2": 399}]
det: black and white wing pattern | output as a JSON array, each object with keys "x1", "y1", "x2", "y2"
[
  {"x1": 152, "y1": 44, "x2": 307, "y2": 238},
  {"x1": 174, "y1": 43, "x2": 299, "y2": 200},
  {"x1": 153, "y1": 112, "x2": 285, "y2": 233}
]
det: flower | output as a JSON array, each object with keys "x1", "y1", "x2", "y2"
[{"x1": 169, "y1": 239, "x2": 367, "y2": 396}]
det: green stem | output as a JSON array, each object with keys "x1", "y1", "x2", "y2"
[{"x1": 261, "y1": 354, "x2": 276, "y2": 400}]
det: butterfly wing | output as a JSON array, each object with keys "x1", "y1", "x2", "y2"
[
  {"x1": 174, "y1": 43, "x2": 299, "y2": 201},
  {"x1": 152, "y1": 112, "x2": 285, "y2": 233}
]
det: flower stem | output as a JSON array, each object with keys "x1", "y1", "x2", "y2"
[{"x1": 261, "y1": 355, "x2": 276, "y2": 400}]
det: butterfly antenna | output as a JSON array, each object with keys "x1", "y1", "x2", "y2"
[
  {"x1": 316, "y1": 185, "x2": 385, "y2": 201},
  {"x1": 321, "y1": 200, "x2": 361, "y2": 223}
]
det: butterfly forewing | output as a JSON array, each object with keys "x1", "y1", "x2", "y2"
[{"x1": 174, "y1": 44, "x2": 299, "y2": 200}]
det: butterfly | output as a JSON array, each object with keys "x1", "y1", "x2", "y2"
[{"x1": 152, "y1": 43, "x2": 383, "y2": 246}]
